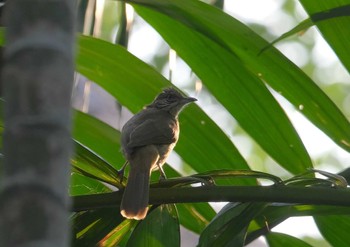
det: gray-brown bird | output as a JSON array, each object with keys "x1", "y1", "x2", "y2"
[{"x1": 120, "y1": 88, "x2": 197, "y2": 220}]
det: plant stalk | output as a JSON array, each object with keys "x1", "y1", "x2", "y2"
[{"x1": 72, "y1": 185, "x2": 350, "y2": 211}]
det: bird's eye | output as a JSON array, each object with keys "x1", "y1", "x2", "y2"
[{"x1": 166, "y1": 94, "x2": 176, "y2": 102}]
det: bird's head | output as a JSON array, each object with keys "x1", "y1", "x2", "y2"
[{"x1": 148, "y1": 88, "x2": 197, "y2": 117}]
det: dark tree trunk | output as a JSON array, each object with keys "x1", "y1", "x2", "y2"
[{"x1": 0, "y1": 1, "x2": 75, "y2": 246}]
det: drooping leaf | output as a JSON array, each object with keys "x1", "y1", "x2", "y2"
[
  {"x1": 298, "y1": 1, "x2": 350, "y2": 73},
  {"x1": 315, "y1": 215, "x2": 350, "y2": 246},
  {"x1": 70, "y1": 172, "x2": 112, "y2": 196},
  {"x1": 72, "y1": 142, "x2": 122, "y2": 188},
  {"x1": 77, "y1": 35, "x2": 252, "y2": 179},
  {"x1": 127, "y1": 0, "x2": 350, "y2": 159},
  {"x1": 129, "y1": 0, "x2": 313, "y2": 174},
  {"x1": 266, "y1": 232, "x2": 313, "y2": 247},
  {"x1": 198, "y1": 202, "x2": 267, "y2": 247},
  {"x1": 246, "y1": 204, "x2": 350, "y2": 244},
  {"x1": 262, "y1": 5, "x2": 350, "y2": 52},
  {"x1": 98, "y1": 219, "x2": 137, "y2": 247},
  {"x1": 260, "y1": 18, "x2": 313, "y2": 53},
  {"x1": 152, "y1": 165, "x2": 216, "y2": 234},
  {"x1": 72, "y1": 208, "x2": 127, "y2": 246},
  {"x1": 176, "y1": 203, "x2": 215, "y2": 234},
  {"x1": 73, "y1": 110, "x2": 123, "y2": 170},
  {"x1": 126, "y1": 204, "x2": 180, "y2": 247}
]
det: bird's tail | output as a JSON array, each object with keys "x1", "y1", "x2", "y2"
[{"x1": 120, "y1": 146, "x2": 159, "y2": 220}]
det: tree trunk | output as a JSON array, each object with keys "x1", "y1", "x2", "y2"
[{"x1": 0, "y1": 1, "x2": 75, "y2": 246}]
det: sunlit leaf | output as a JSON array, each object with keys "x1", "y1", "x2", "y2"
[
  {"x1": 98, "y1": 219, "x2": 137, "y2": 247},
  {"x1": 72, "y1": 208, "x2": 126, "y2": 246},
  {"x1": 70, "y1": 172, "x2": 112, "y2": 196},
  {"x1": 72, "y1": 142, "x2": 122, "y2": 188}
]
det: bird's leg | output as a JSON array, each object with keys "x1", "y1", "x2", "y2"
[
  {"x1": 157, "y1": 164, "x2": 167, "y2": 181},
  {"x1": 118, "y1": 161, "x2": 129, "y2": 184}
]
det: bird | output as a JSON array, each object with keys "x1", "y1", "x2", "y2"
[{"x1": 120, "y1": 88, "x2": 197, "y2": 220}]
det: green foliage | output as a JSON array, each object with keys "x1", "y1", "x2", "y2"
[
  {"x1": 198, "y1": 203, "x2": 267, "y2": 247},
  {"x1": 315, "y1": 215, "x2": 350, "y2": 246},
  {"x1": 2, "y1": 0, "x2": 350, "y2": 246},
  {"x1": 128, "y1": 0, "x2": 350, "y2": 155},
  {"x1": 266, "y1": 232, "x2": 313, "y2": 247},
  {"x1": 126, "y1": 204, "x2": 180, "y2": 247},
  {"x1": 77, "y1": 35, "x2": 251, "y2": 177}
]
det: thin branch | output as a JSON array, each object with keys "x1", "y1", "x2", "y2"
[{"x1": 72, "y1": 185, "x2": 350, "y2": 212}]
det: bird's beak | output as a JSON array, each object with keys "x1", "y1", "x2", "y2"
[{"x1": 183, "y1": 97, "x2": 197, "y2": 104}]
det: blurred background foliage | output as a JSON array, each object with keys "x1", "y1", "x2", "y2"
[{"x1": 67, "y1": 0, "x2": 350, "y2": 246}]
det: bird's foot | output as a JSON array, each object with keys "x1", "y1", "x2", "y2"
[
  {"x1": 158, "y1": 164, "x2": 167, "y2": 181},
  {"x1": 117, "y1": 161, "x2": 128, "y2": 184}
]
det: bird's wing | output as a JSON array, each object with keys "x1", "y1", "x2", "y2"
[{"x1": 126, "y1": 118, "x2": 178, "y2": 148}]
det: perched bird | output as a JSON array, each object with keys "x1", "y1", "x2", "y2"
[{"x1": 120, "y1": 88, "x2": 197, "y2": 220}]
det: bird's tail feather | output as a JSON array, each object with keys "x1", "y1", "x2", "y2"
[{"x1": 120, "y1": 145, "x2": 159, "y2": 220}]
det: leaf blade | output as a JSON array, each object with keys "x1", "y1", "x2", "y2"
[
  {"x1": 315, "y1": 215, "x2": 350, "y2": 246},
  {"x1": 131, "y1": 1, "x2": 312, "y2": 173},
  {"x1": 266, "y1": 232, "x2": 313, "y2": 247},
  {"x1": 77, "y1": 35, "x2": 252, "y2": 177},
  {"x1": 128, "y1": 0, "x2": 350, "y2": 158},
  {"x1": 126, "y1": 204, "x2": 180, "y2": 247}
]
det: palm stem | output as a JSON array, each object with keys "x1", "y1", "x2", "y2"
[{"x1": 72, "y1": 185, "x2": 350, "y2": 211}]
